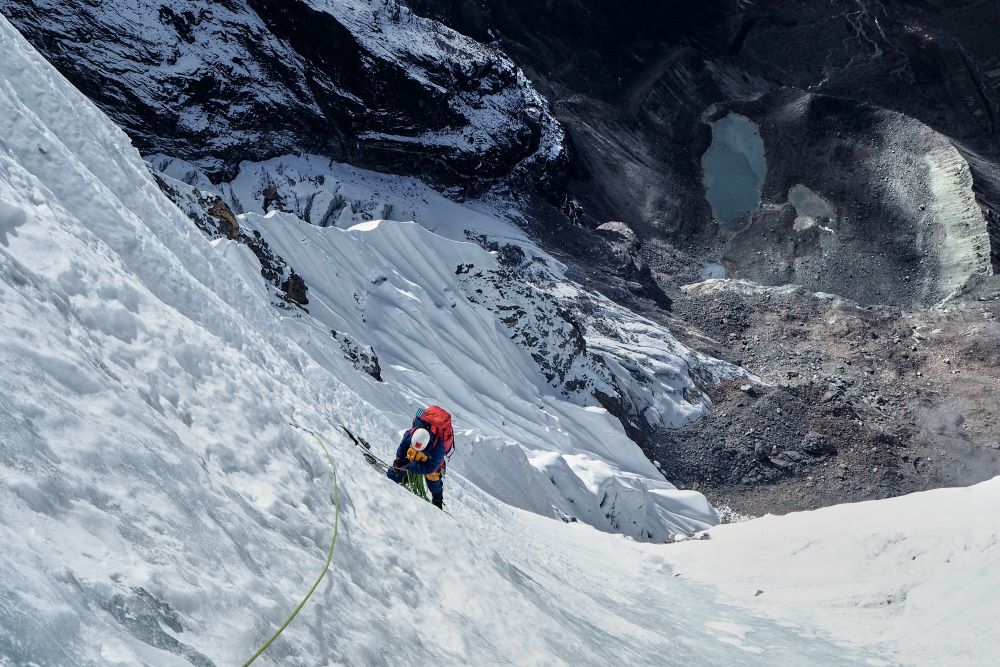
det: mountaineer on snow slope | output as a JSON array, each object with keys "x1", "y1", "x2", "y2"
[{"x1": 387, "y1": 405, "x2": 455, "y2": 509}]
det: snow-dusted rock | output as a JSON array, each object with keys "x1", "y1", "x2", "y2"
[{"x1": 1, "y1": 0, "x2": 564, "y2": 191}]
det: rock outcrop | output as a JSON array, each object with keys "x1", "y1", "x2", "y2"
[{"x1": 0, "y1": 0, "x2": 564, "y2": 193}]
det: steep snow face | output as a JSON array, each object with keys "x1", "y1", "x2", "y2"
[
  {"x1": 0, "y1": 16, "x2": 889, "y2": 666},
  {"x1": 664, "y1": 477, "x2": 1000, "y2": 666},
  {"x1": 0, "y1": 0, "x2": 564, "y2": 189},
  {"x1": 155, "y1": 154, "x2": 741, "y2": 431},
  {"x1": 237, "y1": 214, "x2": 726, "y2": 539},
  {"x1": 153, "y1": 152, "x2": 742, "y2": 539}
]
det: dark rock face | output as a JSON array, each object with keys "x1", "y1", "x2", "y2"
[
  {"x1": 152, "y1": 171, "x2": 241, "y2": 242},
  {"x1": 280, "y1": 272, "x2": 309, "y2": 306},
  {"x1": 206, "y1": 200, "x2": 239, "y2": 241},
  {"x1": 331, "y1": 331, "x2": 383, "y2": 382},
  {"x1": 414, "y1": 0, "x2": 1000, "y2": 273},
  {"x1": 0, "y1": 0, "x2": 564, "y2": 191},
  {"x1": 595, "y1": 222, "x2": 673, "y2": 311}
]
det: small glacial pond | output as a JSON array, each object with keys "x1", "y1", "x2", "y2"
[
  {"x1": 699, "y1": 262, "x2": 726, "y2": 280},
  {"x1": 702, "y1": 113, "x2": 767, "y2": 231}
]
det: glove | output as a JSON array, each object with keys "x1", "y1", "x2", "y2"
[
  {"x1": 425, "y1": 470, "x2": 441, "y2": 482},
  {"x1": 406, "y1": 447, "x2": 429, "y2": 463}
]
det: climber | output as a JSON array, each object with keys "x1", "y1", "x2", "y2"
[{"x1": 387, "y1": 406, "x2": 455, "y2": 509}]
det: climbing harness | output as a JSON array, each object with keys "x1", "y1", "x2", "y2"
[{"x1": 241, "y1": 424, "x2": 340, "y2": 666}]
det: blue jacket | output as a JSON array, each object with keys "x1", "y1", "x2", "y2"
[{"x1": 395, "y1": 428, "x2": 446, "y2": 474}]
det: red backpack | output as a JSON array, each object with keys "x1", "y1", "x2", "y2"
[{"x1": 414, "y1": 405, "x2": 455, "y2": 460}]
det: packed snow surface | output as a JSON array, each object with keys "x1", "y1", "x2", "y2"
[
  {"x1": 2, "y1": 13, "x2": 995, "y2": 667},
  {"x1": 665, "y1": 477, "x2": 1000, "y2": 666}
]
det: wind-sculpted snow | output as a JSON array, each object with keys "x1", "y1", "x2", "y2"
[
  {"x1": 234, "y1": 213, "x2": 726, "y2": 539},
  {"x1": 151, "y1": 153, "x2": 744, "y2": 538},
  {"x1": 156, "y1": 153, "x2": 742, "y2": 426}
]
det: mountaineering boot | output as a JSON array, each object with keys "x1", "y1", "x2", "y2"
[{"x1": 432, "y1": 495, "x2": 444, "y2": 510}]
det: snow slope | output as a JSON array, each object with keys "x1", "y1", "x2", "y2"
[
  {"x1": 155, "y1": 152, "x2": 740, "y2": 428},
  {"x1": 240, "y1": 212, "x2": 722, "y2": 539},
  {"x1": 0, "y1": 15, "x2": 898, "y2": 666},
  {"x1": 664, "y1": 478, "x2": 1000, "y2": 666},
  {"x1": 150, "y1": 151, "x2": 742, "y2": 540}
]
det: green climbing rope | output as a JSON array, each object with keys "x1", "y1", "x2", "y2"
[
  {"x1": 405, "y1": 470, "x2": 428, "y2": 501},
  {"x1": 242, "y1": 430, "x2": 340, "y2": 666}
]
